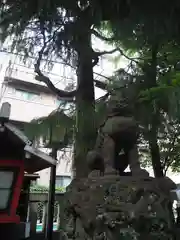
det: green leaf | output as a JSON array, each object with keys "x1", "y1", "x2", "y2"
[{"x1": 24, "y1": 108, "x2": 74, "y2": 149}]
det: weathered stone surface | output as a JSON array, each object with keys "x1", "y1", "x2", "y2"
[
  {"x1": 63, "y1": 97, "x2": 175, "y2": 239},
  {"x1": 63, "y1": 175, "x2": 175, "y2": 239}
]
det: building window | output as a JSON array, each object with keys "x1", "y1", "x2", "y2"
[
  {"x1": 31, "y1": 179, "x2": 37, "y2": 186},
  {"x1": 15, "y1": 89, "x2": 40, "y2": 101},
  {"x1": 0, "y1": 169, "x2": 16, "y2": 211},
  {"x1": 55, "y1": 99, "x2": 62, "y2": 107},
  {"x1": 55, "y1": 175, "x2": 71, "y2": 188}
]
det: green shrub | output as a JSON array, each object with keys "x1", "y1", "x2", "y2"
[{"x1": 30, "y1": 184, "x2": 65, "y2": 193}]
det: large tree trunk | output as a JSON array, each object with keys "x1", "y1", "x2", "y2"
[
  {"x1": 147, "y1": 43, "x2": 164, "y2": 177},
  {"x1": 149, "y1": 122, "x2": 163, "y2": 177},
  {"x1": 73, "y1": 28, "x2": 97, "y2": 179},
  {"x1": 60, "y1": 25, "x2": 96, "y2": 232}
]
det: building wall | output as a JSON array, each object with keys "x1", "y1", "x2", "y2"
[
  {"x1": 37, "y1": 162, "x2": 71, "y2": 187},
  {"x1": 36, "y1": 148, "x2": 72, "y2": 187},
  {"x1": 0, "y1": 71, "x2": 58, "y2": 123},
  {"x1": 0, "y1": 61, "x2": 72, "y2": 187}
]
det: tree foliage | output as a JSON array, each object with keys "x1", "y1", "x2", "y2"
[
  {"x1": 0, "y1": 0, "x2": 114, "y2": 177},
  {"x1": 104, "y1": 23, "x2": 180, "y2": 175},
  {"x1": 2, "y1": 0, "x2": 180, "y2": 176},
  {"x1": 25, "y1": 107, "x2": 74, "y2": 149}
]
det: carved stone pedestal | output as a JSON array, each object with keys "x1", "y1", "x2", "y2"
[{"x1": 63, "y1": 175, "x2": 176, "y2": 240}]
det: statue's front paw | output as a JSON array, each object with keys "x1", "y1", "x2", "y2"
[
  {"x1": 104, "y1": 166, "x2": 117, "y2": 175},
  {"x1": 88, "y1": 170, "x2": 101, "y2": 178}
]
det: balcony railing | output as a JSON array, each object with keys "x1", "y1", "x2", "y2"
[{"x1": 5, "y1": 67, "x2": 37, "y2": 83}]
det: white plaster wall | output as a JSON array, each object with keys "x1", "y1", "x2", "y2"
[{"x1": 2, "y1": 92, "x2": 56, "y2": 122}]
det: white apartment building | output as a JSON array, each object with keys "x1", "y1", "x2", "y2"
[{"x1": 0, "y1": 55, "x2": 72, "y2": 188}]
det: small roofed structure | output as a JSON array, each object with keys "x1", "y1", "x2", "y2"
[
  {"x1": 0, "y1": 121, "x2": 56, "y2": 173},
  {"x1": 0, "y1": 102, "x2": 56, "y2": 239},
  {"x1": 0, "y1": 102, "x2": 56, "y2": 173}
]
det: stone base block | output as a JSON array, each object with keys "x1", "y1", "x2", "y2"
[{"x1": 63, "y1": 175, "x2": 176, "y2": 239}]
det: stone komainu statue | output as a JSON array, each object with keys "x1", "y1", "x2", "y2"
[{"x1": 87, "y1": 95, "x2": 146, "y2": 176}]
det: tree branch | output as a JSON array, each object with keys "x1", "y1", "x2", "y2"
[
  {"x1": 94, "y1": 79, "x2": 127, "y2": 94},
  {"x1": 164, "y1": 159, "x2": 174, "y2": 176},
  {"x1": 34, "y1": 23, "x2": 77, "y2": 100},
  {"x1": 95, "y1": 48, "x2": 120, "y2": 57},
  {"x1": 163, "y1": 129, "x2": 180, "y2": 175},
  {"x1": 94, "y1": 79, "x2": 108, "y2": 90},
  {"x1": 91, "y1": 29, "x2": 116, "y2": 42},
  {"x1": 0, "y1": 48, "x2": 114, "y2": 91},
  {"x1": 92, "y1": 30, "x2": 144, "y2": 65},
  {"x1": 96, "y1": 93, "x2": 109, "y2": 102},
  {"x1": 96, "y1": 47, "x2": 139, "y2": 65}
]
